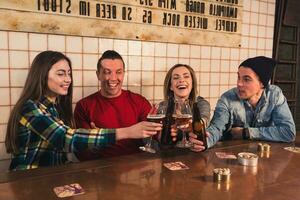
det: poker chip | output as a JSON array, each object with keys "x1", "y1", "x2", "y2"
[
  {"x1": 213, "y1": 168, "x2": 231, "y2": 182},
  {"x1": 237, "y1": 152, "x2": 258, "y2": 167},
  {"x1": 257, "y1": 143, "x2": 271, "y2": 152}
]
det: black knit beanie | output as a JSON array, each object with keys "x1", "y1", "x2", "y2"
[{"x1": 239, "y1": 56, "x2": 276, "y2": 88}]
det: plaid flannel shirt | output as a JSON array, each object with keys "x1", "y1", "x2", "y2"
[{"x1": 10, "y1": 96, "x2": 116, "y2": 170}]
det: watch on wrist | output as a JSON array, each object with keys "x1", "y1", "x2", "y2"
[{"x1": 243, "y1": 128, "x2": 250, "y2": 140}]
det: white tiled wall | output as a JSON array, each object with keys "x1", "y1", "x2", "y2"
[{"x1": 0, "y1": 0, "x2": 276, "y2": 165}]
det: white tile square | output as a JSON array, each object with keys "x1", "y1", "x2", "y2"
[
  {"x1": 66, "y1": 53, "x2": 82, "y2": 70},
  {"x1": 0, "y1": 142, "x2": 11, "y2": 159},
  {"x1": 230, "y1": 48, "x2": 239, "y2": 60},
  {"x1": 154, "y1": 72, "x2": 166, "y2": 85},
  {"x1": 199, "y1": 72, "x2": 210, "y2": 85},
  {"x1": 266, "y1": 27, "x2": 274, "y2": 39},
  {"x1": 178, "y1": 58, "x2": 189, "y2": 65},
  {"x1": 142, "y1": 56, "x2": 154, "y2": 71},
  {"x1": 166, "y1": 58, "x2": 179, "y2": 70},
  {"x1": 83, "y1": 54, "x2": 98, "y2": 70},
  {"x1": 10, "y1": 88, "x2": 22, "y2": 105},
  {"x1": 210, "y1": 85, "x2": 220, "y2": 97},
  {"x1": 142, "y1": 42, "x2": 154, "y2": 56},
  {"x1": 257, "y1": 38, "x2": 266, "y2": 49},
  {"x1": 211, "y1": 47, "x2": 221, "y2": 59},
  {"x1": 83, "y1": 71, "x2": 99, "y2": 86},
  {"x1": 0, "y1": 71, "x2": 9, "y2": 89},
  {"x1": 229, "y1": 73, "x2": 237, "y2": 85},
  {"x1": 10, "y1": 51, "x2": 29, "y2": 68},
  {"x1": 154, "y1": 86, "x2": 164, "y2": 100},
  {"x1": 243, "y1": 0, "x2": 251, "y2": 11},
  {"x1": 242, "y1": 11, "x2": 250, "y2": 24},
  {"x1": 239, "y1": 49, "x2": 249, "y2": 61},
  {"x1": 128, "y1": 56, "x2": 142, "y2": 70},
  {"x1": 210, "y1": 73, "x2": 220, "y2": 85},
  {"x1": 258, "y1": 26, "x2": 266, "y2": 37},
  {"x1": 128, "y1": 86, "x2": 141, "y2": 95},
  {"x1": 240, "y1": 36, "x2": 249, "y2": 48},
  {"x1": 190, "y1": 59, "x2": 200, "y2": 72},
  {"x1": 10, "y1": 69, "x2": 28, "y2": 87},
  {"x1": 259, "y1": 2, "x2": 268, "y2": 14},
  {"x1": 259, "y1": 14, "x2": 267, "y2": 26},
  {"x1": 199, "y1": 85, "x2": 209, "y2": 97},
  {"x1": 249, "y1": 25, "x2": 258, "y2": 37},
  {"x1": 220, "y1": 73, "x2": 229, "y2": 85},
  {"x1": 123, "y1": 72, "x2": 128, "y2": 86},
  {"x1": 0, "y1": 50, "x2": 8, "y2": 68},
  {"x1": 72, "y1": 70, "x2": 83, "y2": 86},
  {"x1": 200, "y1": 59, "x2": 210, "y2": 72},
  {"x1": 265, "y1": 39, "x2": 273, "y2": 50},
  {"x1": 0, "y1": 125, "x2": 7, "y2": 142},
  {"x1": 230, "y1": 60, "x2": 239, "y2": 72},
  {"x1": 251, "y1": 13, "x2": 259, "y2": 25},
  {"x1": 167, "y1": 43, "x2": 178, "y2": 57},
  {"x1": 29, "y1": 51, "x2": 40, "y2": 65},
  {"x1": 66, "y1": 36, "x2": 82, "y2": 53},
  {"x1": 0, "y1": 31, "x2": 8, "y2": 49},
  {"x1": 201, "y1": 46, "x2": 211, "y2": 59},
  {"x1": 128, "y1": 40, "x2": 142, "y2": 56},
  {"x1": 48, "y1": 35, "x2": 65, "y2": 51},
  {"x1": 128, "y1": 71, "x2": 141, "y2": 86},
  {"x1": 249, "y1": 37, "x2": 257, "y2": 49},
  {"x1": 219, "y1": 85, "x2": 229, "y2": 96},
  {"x1": 267, "y1": 3, "x2": 275, "y2": 15},
  {"x1": 83, "y1": 86, "x2": 98, "y2": 97},
  {"x1": 257, "y1": 49, "x2": 265, "y2": 56},
  {"x1": 0, "y1": 106, "x2": 10, "y2": 123},
  {"x1": 242, "y1": 24, "x2": 249, "y2": 36},
  {"x1": 267, "y1": 15, "x2": 275, "y2": 27},
  {"x1": 190, "y1": 45, "x2": 200, "y2": 58},
  {"x1": 220, "y1": 60, "x2": 230, "y2": 72},
  {"x1": 29, "y1": 33, "x2": 47, "y2": 51},
  {"x1": 141, "y1": 86, "x2": 153, "y2": 100},
  {"x1": 265, "y1": 50, "x2": 272, "y2": 57},
  {"x1": 154, "y1": 57, "x2": 166, "y2": 71},
  {"x1": 221, "y1": 48, "x2": 230, "y2": 60},
  {"x1": 83, "y1": 37, "x2": 98, "y2": 53},
  {"x1": 72, "y1": 86, "x2": 83, "y2": 103},
  {"x1": 114, "y1": 39, "x2": 128, "y2": 55},
  {"x1": 155, "y1": 43, "x2": 167, "y2": 57},
  {"x1": 179, "y1": 44, "x2": 190, "y2": 58},
  {"x1": 248, "y1": 49, "x2": 257, "y2": 57},
  {"x1": 251, "y1": 0, "x2": 259, "y2": 12},
  {"x1": 210, "y1": 59, "x2": 220, "y2": 72},
  {"x1": 0, "y1": 88, "x2": 10, "y2": 105},
  {"x1": 99, "y1": 38, "x2": 114, "y2": 54},
  {"x1": 142, "y1": 71, "x2": 154, "y2": 85},
  {"x1": 9, "y1": 32, "x2": 28, "y2": 50}
]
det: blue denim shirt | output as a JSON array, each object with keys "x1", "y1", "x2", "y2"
[{"x1": 207, "y1": 85, "x2": 296, "y2": 148}]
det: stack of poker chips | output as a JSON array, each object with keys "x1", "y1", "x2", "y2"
[
  {"x1": 237, "y1": 152, "x2": 258, "y2": 167},
  {"x1": 257, "y1": 143, "x2": 271, "y2": 158},
  {"x1": 213, "y1": 168, "x2": 231, "y2": 182}
]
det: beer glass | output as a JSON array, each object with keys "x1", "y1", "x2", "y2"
[
  {"x1": 139, "y1": 103, "x2": 166, "y2": 153},
  {"x1": 173, "y1": 99, "x2": 193, "y2": 148}
]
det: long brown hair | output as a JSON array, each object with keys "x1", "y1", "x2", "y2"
[
  {"x1": 5, "y1": 51, "x2": 74, "y2": 154},
  {"x1": 163, "y1": 64, "x2": 198, "y2": 106}
]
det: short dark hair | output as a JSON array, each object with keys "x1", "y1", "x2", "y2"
[{"x1": 97, "y1": 50, "x2": 125, "y2": 71}]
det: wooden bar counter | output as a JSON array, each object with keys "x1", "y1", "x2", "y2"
[{"x1": 0, "y1": 136, "x2": 299, "y2": 200}]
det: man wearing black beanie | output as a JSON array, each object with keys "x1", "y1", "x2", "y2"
[{"x1": 189, "y1": 56, "x2": 296, "y2": 151}]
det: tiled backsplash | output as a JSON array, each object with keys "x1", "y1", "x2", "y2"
[{"x1": 0, "y1": 0, "x2": 275, "y2": 166}]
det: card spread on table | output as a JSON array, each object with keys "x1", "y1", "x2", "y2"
[
  {"x1": 53, "y1": 183, "x2": 85, "y2": 198},
  {"x1": 215, "y1": 152, "x2": 237, "y2": 159},
  {"x1": 284, "y1": 146, "x2": 300, "y2": 154},
  {"x1": 164, "y1": 161, "x2": 189, "y2": 170}
]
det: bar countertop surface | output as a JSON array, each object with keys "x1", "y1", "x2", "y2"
[{"x1": 0, "y1": 136, "x2": 299, "y2": 200}]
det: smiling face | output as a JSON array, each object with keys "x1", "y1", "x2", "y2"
[
  {"x1": 97, "y1": 58, "x2": 124, "y2": 98},
  {"x1": 170, "y1": 66, "x2": 193, "y2": 100},
  {"x1": 237, "y1": 66, "x2": 264, "y2": 101},
  {"x1": 47, "y1": 59, "x2": 72, "y2": 101}
]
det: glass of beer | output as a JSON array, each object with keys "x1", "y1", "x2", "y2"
[
  {"x1": 139, "y1": 103, "x2": 166, "y2": 153},
  {"x1": 173, "y1": 99, "x2": 193, "y2": 148}
]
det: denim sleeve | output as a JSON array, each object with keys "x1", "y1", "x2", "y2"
[
  {"x1": 249, "y1": 94, "x2": 296, "y2": 142},
  {"x1": 206, "y1": 97, "x2": 231, "y2": 148},
  {"x1": 196, "y1": 96, "x2": 211, "y2": 123}
]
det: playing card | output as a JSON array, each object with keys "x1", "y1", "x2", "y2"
[
  {"x1": 53, "y1": 183, "x2": 85, "y2": 198},
  {"x1": 215, "y1": 152, "x2": 237, "y2": 159},
  {"x1": 163, "y1": 161, "x2": 189, "y2": 170},
  {"x1": 284, "y1": 146, "x2": 300, "y2": 154}
]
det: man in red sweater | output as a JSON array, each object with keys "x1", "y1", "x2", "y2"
[{"x1": 74, "y1": 50, "x2": 152, "y2": 160}]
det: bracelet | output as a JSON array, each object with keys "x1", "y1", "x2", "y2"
[{"x1": 242, "y1": 128, "x2": 250, "y2": 140}]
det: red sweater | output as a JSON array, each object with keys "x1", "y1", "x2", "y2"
[{"x1": 74, "y1": 90, "x2": 151, "y2": 160}]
